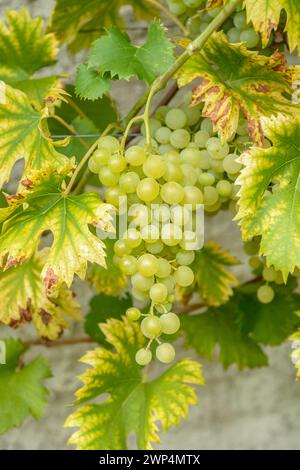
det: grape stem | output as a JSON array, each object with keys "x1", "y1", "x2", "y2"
[{"x1": 120, "y1": 115, "x2": 144, "y2": 154}]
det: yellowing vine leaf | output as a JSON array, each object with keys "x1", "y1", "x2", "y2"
[
  {"x1": 177, "y1": 33, "x2": 298, "y2": 144},
  {"x1": 0, "y1": 9, "x2": 59, "y2": 106},
  {"x1": 0, "y1": 168, "x2": 114, "y2": 289},
  {"x1": 236, "y1": 114, "x2": 300, "y2": 279},
  {"x1": 49, "y1": 0, "x2": 158, "y2": 52},
  {"x1": 0, "y1": 82, "x2": 73, "y2": 189},
  {"x1": 244, "y1": 0, "x2": 300, "y2": 52},
  {"x1": 179, "y1": 243, "x2": 239, "y2": 306},
  {"x1": 0, "y1": 338, "x2": 51, "y2": 435},
  {"x1": 0, "y1": 249, "x2": 81, "y2": 340},
  {"x1": 65, "y1": 317, "x2": 204, "y2": 450},
  {"x1": 290, "y1": 330, "x2": 300, "y2": 380}
]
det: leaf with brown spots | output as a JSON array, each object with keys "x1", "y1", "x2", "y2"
[
  {"x1": 0, "y1": 249, "x2": 81, "y2": 339},
  {"x1": 177, "y1": 32, "x2": 299, "y2": 144},
  {"x1": 244, "y1": 0, "x2": 300, "y2": 53},
  {"x1": 0, "y1": 167, "x2": 115, "y2": 289}
]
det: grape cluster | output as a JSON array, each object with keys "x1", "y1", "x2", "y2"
[{"x1": 88, "y1": 100, "x2": 246, "y2": 365}]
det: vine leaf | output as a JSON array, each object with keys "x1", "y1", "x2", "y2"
[
  {"x1": 88, "y1": 238, "x2": 128, "y2": 296},
  {"x1": 181, "y1": 282, "x2": 300, "y2": 369},
  {"x1": 244, "y1": 0, "x2": 300, "y2": 53},
  {"x1": 179, "y1": 242, "x2": 239, "y2": 306},
  {"x1": 65, "y1": 317, "x2": 204, "y2": 450},
  {"x1": 0, "y1": 338, "x2": 51, "y2": 435},
  {"x1": 0, "y1": 8, "x2": 59, "y2": 107},
  {"x1": 290, "y1": 330, "x2": 300, "y2": 380},
  {"x1": 0, "y1": 168, "x2": 114, "y2": 289},
  {"x1": 49, "y1": 0, "x2": 159, "y2": 52},
  {"x1": 236, "y1": 114, "x2": 300, "y2": 279},
  {"x1": 0, "y1": 249, "x2": 81, "y2": 340},
  {"x1": 177, "y1": 32, "x2": 298, "y2": 144},
  {"x1": 75, "y1": 64, "x2": 110, "y2": 101},
  {"x1": 84, "y1": 293, "x2": 132, "y2": 344},
  {"x1": 0, "y1": 82, "x2": 73, "y2": 189}
]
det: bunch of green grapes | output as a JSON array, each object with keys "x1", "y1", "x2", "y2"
[
  {"x1": 186, "y1": 3, "x2": 260, "y2": 49},
  {"x1": 88, "y1": 101, "x2": 246, "y2": 365},
  {"x1": 244, "y1": 238, "x2": 284, "y2": 304},
  {"x1": 166, "y1": 0, "x2": 205, "y2": 17}
]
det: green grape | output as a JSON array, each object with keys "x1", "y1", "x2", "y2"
[
  {"x1": 163, "y1": 149, "x2": 181, "y2": 163},
  {"x1": 168, "y1": 1, "x2": 187, "y2": 15},
  {"x1": 132, "y1": 287, "x2": 149, "y2": 301},
  {"x1": 145, "y1": 240, "x2": 164, "y2": 254},
  {"x1": 126, "y1": 307, "x2": 141, "y2": 321},
  {"x1": 152, "y1": 204, "x2": 170, "y2": 223},
  {"x1": 98, "y1": 136, "x2": 120, "y2": 153},
  {"x1": 141, "y1": 118, "x2": 161, "y2": 136},
  {"x1": 180, "y1": 148, "x2": 203, "y2": 168},
  {"x1": 198, "y1": 172, "x2": 215, "y2": 186},
  {"x1": 161, "y1": 182, "x2": 184, "y2": 204},
  {"x1": 131, "y1": 272, "x2": 154, "y2": 291},
  {"x1": 248, "y1": 256, "x2": 262, "y2": 270},
  {"x1": 155, "y1": 126, "x2": 172, "y2": 144},
  {"x1": 155, "y1": 302, "x2": 173, "y2": 314},
  {"x1": 227, "y1": 27, "x2": 241, "y2": 43},
  {"x1": 160, "y1": 275, "x2": 176, "y2": 293},
  {"x1": 197, "y1": 151, "x2": 211, "y2": 170},
  {"x1": 180, "y1": 230, "x2": 198, "y2": 250},
  {"x1": 236, "y1": 119, "x2": 248, "y2": 136},
  {"x1": 183, "y1": 185, "x2": 203, "y2": 208},
  {"x1": 233, "y1": 11, "x2": 247, "y2": 30},
  {"x1": 216, "y1": 180, "x2": 232, "y2": 198},
  {"x1": 194, "y1": 130, "x2": 210, "y2": 148},
  {"x1": 181, "y1": 163, "x2": 199, "y2": 185},
  {"x1": 150, "y1": 283, "x2": 168, "y2": 303},
  {"x1": 203, "y1": 186, "x2": 219, "y2": 205},
  {"x1": 176, "y1": 250, "x2": 195, "y2": 266},
  {"x1": 125, "y1": 146, "x2": 147, "y2": 166},
  {"x1": 165, "y1": 108, "x2": 187, "y2": 130},
  {"x1": 164, "y1": 162, "x2": 183, "y2": 183},
  {"x1": 136, "y1": 348, "x2": 152, "y2": 366},
  {"x1": 140, "y1": 224, "x2": 160, "y2": 243},
  {"x1": 200, "y1": 118, "x2": 213, "y2": 135},
  {"x1": 222, "y1": 154, "x2": 242, "y2": 174},
  {"x1": 93, "y1": 147, "x2": 110, "y2": 165},
  {"x1": 137, "y1": 253, "x2": 159, "y2": 277},
  {"x1": 129, "y1": 203, "x2": 150, "y2": 227},
  {"x1": 141, "y1": 316, "x2": 162, "y2": 338},
  {"x1": 138, "y1": 137, "x2": 159, "y2": 151},
  {"x1": 155, "y1": 105, "x2": 170, "y2": 121},
  {"x1": 206, "y1": 137, "x2": 229, "y2": 160},
  {"x1": 262, "y1": 266, "x2": 277, "y2": 282},
  {"x1": 159, "y1": 144, "x2": 175, "y2": 154},
  {"x1": 88, "y1": 157, "x2": 101, "y2": 174},
  {"x1": 183, "y1": 106, "x2": 201, "y2": 126},
  {"x1": 244, "y1": 238, "x2": 260, "y2": 255},
  {"x1": 119, "y1": 255, "x2": 138, "y2": 275},
  {"x1": 137, "y1": 178, "x2": 160, "y2": 202},
  {"x1": 124, "y1": 228, "x2": 141, "y2": 248},
  {"x1": 257, "y1": 284, "x2": 274, "y2": 304},
  {"x1": 204, "y1": 199, "x2": 222, "y2": 213},
  {"x1": 174, "y1": 265, "x2": 194, "y2": 287},
  {"x1": 105, "y1": 186, "x2": 124, "y2": 206},
  {"x1": 156, "y1": 343, "x2": 175, "y2": 363},
  {"x1": 108, "y1": 154, "x2": 127, "y2": 173},
  {"x1": 170, "y1": 205, "x2": 191, "y2": 226},
  {"x1": 119, "y1": 171, "x2": 140, "y2": 193},
  {"x1": 114, "y1": 239, "x2": 130, "y2": 256},
  {"x1": 161, "y1": 223, "x2": 183, "y2": 246},
  {"x1": 240, "y1": 28, "x2": 260, "y2": 48},
  {"x1": 156, "y1": 258, "x2": 172, "y2": 278},
  {"x1": 98, "y1": 167, "x2": 120, "y2": 186},
  {"x1": 274, "y1": 271, "x2": 284, "y2": 285},
  {"x1": 170, "y1": 129, "x2": 191, "y2": 149},
  {"x1": 143, "y1": 155, "x2": 166, "y2": 179},
  {"x1": 160, "y1": 312, "x2": 180, "y2": 335}
]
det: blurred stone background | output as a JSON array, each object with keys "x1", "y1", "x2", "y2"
[{"x1": 0, "y1": 0, "x2": 300, "y2": 450}]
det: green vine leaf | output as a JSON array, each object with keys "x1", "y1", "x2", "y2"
[
  {"x1": 0, "y1": 8, "x2": 59, "y2": 107},
  {"x1": 0, "y1": 338, "x2": 51, "y2": 435},
  {"x1": 65, "y1": 317, "x2": 204, "y2": 450},
  {"x1": 236, "y1": 114, "x2": 300, "y2": 279},
  {"x1": 244, "y1": 0, "x2": 300, "y2": 53},
  {"x1": 179, "y1": 242, "x2": 239, "y2": 306},
  {"x1": 49, "y1": 0, "x2": 159, "y2": 52},
  {"x1": 177, "y1": 32, "x2": 298, "y2": 144},
  {"x1": 0, "y1": 249, "x2": 81, "y2": 340},
  {"x1": 0, "y1": 168, "x2": 114, "y2": 289},
  {"x1": 75, "y1": 64, "x2": 110, "y2": 101},
  {"x1": 88, "y1": 239, "x2": 128, "y2": 296},
  {"x1": 0, "y1": 82, "x2": 73, "y2": 189},
  {"x1": 84, "y1": 293, "x2": 132, "y2": 344}
]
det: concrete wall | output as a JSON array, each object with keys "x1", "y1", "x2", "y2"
[{"x1": 0, "y1": 0, "x2": 300, "y2": 451}]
